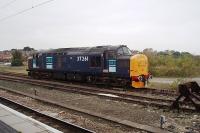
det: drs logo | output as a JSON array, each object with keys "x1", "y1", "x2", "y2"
[{"x1": 77, "y1": 56, "x2": 88, "y2": 62}]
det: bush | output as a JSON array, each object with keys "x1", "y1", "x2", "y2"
[
  {"x1": 144, "y1": 49, "x2": 200, "y2": 77},
  {"x1": 11, "y1": 50, "x2": 23, "y2": 66}
]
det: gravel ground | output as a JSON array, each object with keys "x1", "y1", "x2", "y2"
[
  {"x1": 125, "y1": 90, "x2": 176, "y2": 100},
  {"x1": 0, "y1": 90, "x2": 139, "y2": 133},
  {"x1": 0, "y1": 80, "x2": 199, "y2": 133}
]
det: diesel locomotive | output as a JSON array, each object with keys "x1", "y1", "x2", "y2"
[{"x1": 27, "y1": 45, "x2": 151, "y2": 88}]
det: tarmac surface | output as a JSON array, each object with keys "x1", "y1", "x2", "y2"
[
  {"x1": 0, "y1": 120, "x2": 18, "y2": 133},
  {"x1": 0, "y1": 103, "x2": 63, "y2": 133}
]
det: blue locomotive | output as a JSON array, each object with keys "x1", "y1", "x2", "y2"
[{"x1": 27, "y1": 45, "x2": 150, "y2": 88}]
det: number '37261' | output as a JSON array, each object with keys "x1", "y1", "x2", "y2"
[{"x1": 77, "y1": 56, "x2": 88, "y2": 62}]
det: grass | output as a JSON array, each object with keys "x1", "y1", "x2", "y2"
[
  {"x1": 148, "y1": 82, "x2": 173, "y2": 90},
  {"x1": 148, "y1": 78, "x2": 194, "y2": 90},
  {"x1": 0, "y1": 65, "x2": 27, "y2": 74}
]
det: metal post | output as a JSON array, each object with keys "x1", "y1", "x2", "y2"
[{"x1": 160, "y1": 115, "x2": 166, "y2": 129}]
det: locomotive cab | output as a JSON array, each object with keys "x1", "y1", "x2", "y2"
[
  {"x1": 99, "y1": 45, "x2": 150, "y2": 88},
  {"x1": 115, "y1": 46, "x2": 150, "y2": 88}
]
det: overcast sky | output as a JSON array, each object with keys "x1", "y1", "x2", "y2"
[{"x1": 0, "y1": 0, "x2": 199, "y2": 54}]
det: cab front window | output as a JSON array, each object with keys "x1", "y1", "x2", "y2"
[
  {"x1": 117, "y1": 47, "x2": 132, "y2": 56},
  {"x1": 123, "y1": 47, "x2": 132, "y2": 55},
  {"x1": 117, "y1": 48, "x2": 123, "y2": 55}
]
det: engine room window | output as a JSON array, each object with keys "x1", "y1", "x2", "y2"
[{"x1": 90, "y1": 56, "x2": 101, "y2": 67}]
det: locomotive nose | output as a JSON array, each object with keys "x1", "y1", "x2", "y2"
[{"x1": 130, "y1": 54, "x2": 149, "y2": 88}]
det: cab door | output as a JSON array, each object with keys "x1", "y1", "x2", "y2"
[
  {"x1": 33, "y1": 54, "x2": 39, "y2": 68},
  {"x1": 103, "y1": 51, "x2": 117, "y2": 73}
]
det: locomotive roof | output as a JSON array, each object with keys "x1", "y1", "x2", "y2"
[{"x1": 38, "y1": 45, "x2": 127, "y2": 55}]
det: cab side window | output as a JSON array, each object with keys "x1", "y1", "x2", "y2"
[
  {"x1": 108, "y1": 51, "x2": 116, "y2": 59},
  {"x1": 90, "y1": 56, "x2": 101, "y2": 67}
]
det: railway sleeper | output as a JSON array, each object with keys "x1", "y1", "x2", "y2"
[{"x1": 171, "y1": 81, "x2": 200, "y2": 112}]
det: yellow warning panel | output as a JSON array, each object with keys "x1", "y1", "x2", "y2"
[{"x1": 130, "y1": 54, "x2": 148, "y2": 77}]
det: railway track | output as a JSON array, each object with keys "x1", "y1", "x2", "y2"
[
  {"x1": 0, "y1": 86, "x2": 171, "y2": 133},
  {"x1": 0, "y1": 71, "x2": 176, "y2": 96},
  {"x1": 0, "y1": 72, "x2": 197, "y2": 112},
  {"x1": 0, "y1": 96, "x2": 94, "y2": 133}
]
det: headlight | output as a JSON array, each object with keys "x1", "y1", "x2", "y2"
[{"x1": 138, "y1": 76, "x2": 143, "y2": 81}]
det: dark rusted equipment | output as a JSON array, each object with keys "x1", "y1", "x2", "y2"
[{"x1": 171, "y1": 81, "x2": 200, "y2": 111}]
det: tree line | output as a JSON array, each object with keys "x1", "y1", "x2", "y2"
[
  {"x1": 11, "y1": 47, "x2": 200, "y2": 77},
  {"x1": 11, "y1": 46, "x2": 34, "y2": 66},
  {"x1": 142, "y1": 48, "x2": 200, "y2": 77}
]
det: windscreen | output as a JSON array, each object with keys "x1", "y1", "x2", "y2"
[{"x1": 117, "y1": 47, "x2": 132, "y2": 56}]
